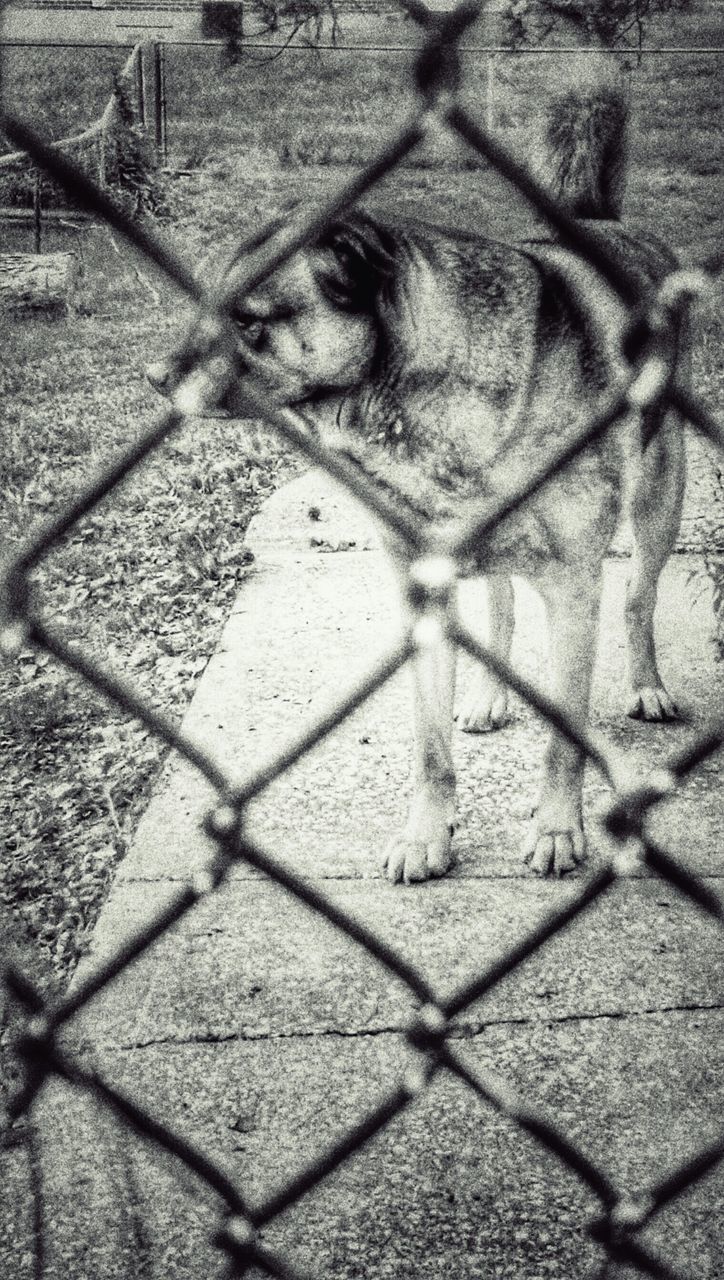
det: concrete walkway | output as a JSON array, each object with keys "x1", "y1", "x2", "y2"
[{"x1": 7, "y1": 469, "x2": 724, "y2": 1279}]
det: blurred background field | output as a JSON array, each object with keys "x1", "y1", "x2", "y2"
[{"x1": 2, "y1": 3, "x2": 722, "y2": 255}]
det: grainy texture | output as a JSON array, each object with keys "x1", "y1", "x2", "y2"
[
  {"x1": 0, "y1": 251, "x2": 77, "y2": 309},
  {"x1": 0, "y1": 2, "x2": 722, "y2": 1277}
]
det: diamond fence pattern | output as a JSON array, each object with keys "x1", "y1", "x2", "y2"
[{"x1": 1, "y1": 2, "x2": 723, "y2": 1278}]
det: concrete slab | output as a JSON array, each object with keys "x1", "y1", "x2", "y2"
[
  {"x1": 114, "y1": 470, "x2": 723, "y2": 885},
  {"x1": 28, "y1": 1013, "x2": 724, "y2": 1279},
  {"x1": 71, "y1": 877, "x2": 723, "y2": 1049},
  {"x1": 106, "y1": 1014, "x2": 723, "y2": 1280},
  {"x1": 3, "y1": 467, "x2": 722, "y2": 1280}
]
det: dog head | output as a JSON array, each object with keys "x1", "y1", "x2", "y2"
[{"x1": 146, "y1": 212, "x2": 398, "y2": 419}]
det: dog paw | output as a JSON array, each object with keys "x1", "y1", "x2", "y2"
[
  {"x1": 382, "y1": 797, "x2": 454, "y2": 884},
  {"x1": 628, "y1": 686, "x2": 678, "y2": 722},
  {"x1": 524, "y1": 824, "x2": 585, "y2": 878},
  {"x1": 382, "y1": 831, "x2": 453, "y2": 884},
  {"x1": 456, "y1": 688, "x2": 509, "y2": 734}
]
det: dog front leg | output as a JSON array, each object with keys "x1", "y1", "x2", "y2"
[
  {"x1": 457, "y1": 575, "x2": 514, "y2": 731},
  {"x1": 383, "y1": 630, "x2": 456, "y2": 884},
  {"x1": 525, "y1": 568, "x2": 600, "y2": 877}
]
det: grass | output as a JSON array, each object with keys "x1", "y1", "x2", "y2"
[
  {"x1": 160, "y1": 33, "x2": 721, "y2": 260},
  {"x1": 1, "y1": 46, "x2": 129, "y2": 148},
  {"x1": 0, "y1": 12, "x2": 722, "y2": 1001},
  {"x1": 0, "y1": 288, "x2": 295, "y2": 992}
]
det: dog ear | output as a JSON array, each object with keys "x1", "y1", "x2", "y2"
[{"x1": 315, "y1": 214, "x2": 397, "y2": 312}]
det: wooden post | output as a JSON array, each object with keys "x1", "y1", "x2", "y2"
[
  {"x1": 151, "y1": 41, "x2": 160, "y2": 152},
  {"x1": 136, "y1": 44, "x2": 146, "y2": 128},
  {"x1": 32, "y1": 171, "x2": 42, "y2": 254},
  {"x1": 153, "y1": 41, "x2": 167, "y2": 163}
]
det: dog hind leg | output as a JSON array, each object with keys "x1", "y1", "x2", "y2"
[
  {"x1": 457, "y1": 575, "x2": 515, "y2": 732},
  {"x1": 625, "y1": 412, "x2": 685, "y2": 720}
]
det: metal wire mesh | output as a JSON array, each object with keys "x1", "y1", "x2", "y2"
[{"x1": 1, "y1": 2, "x2": 722, "y2": 1277}]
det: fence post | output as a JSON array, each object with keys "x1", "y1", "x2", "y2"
[
  {"x1": 152, "y1": 41, "x2": 168, "y2": 164},
  {"x1": 32, "y1": 170, "x2": 42, "y2": 253},
  {"x1": 136, "y1": 44, "x2": 146, "y2": 129}
]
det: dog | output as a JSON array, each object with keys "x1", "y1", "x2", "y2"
[{"x1": 147, "y1": 54, "x2": 687, "y2": 885}]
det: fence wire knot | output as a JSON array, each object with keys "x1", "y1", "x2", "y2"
[
  {"x1": 407, "y1": 1002, "x2": 448, "y2": 1054},
  {"x1": 604, "y1": 768, "x2": 678, "y2": 842},
  {"x1": 216, "y1": 1214, "x2": 258, "y2": 1264}
]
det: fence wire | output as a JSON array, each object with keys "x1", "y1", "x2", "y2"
[{"x1": 1, "y1": 2, "x2": 723, "y2": 1278}]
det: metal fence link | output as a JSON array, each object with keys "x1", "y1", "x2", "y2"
[{"x1": 1, "y1": 2, "x2": 723, "y2": 1277}]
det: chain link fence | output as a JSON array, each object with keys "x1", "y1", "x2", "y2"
[{"x1": 1, "y1": 1, "x2": 723, "y2": 1276}]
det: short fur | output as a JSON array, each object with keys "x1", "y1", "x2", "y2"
[
  {"x1": 147, "y1": 87, "x2": 687, "y2": 883},
  {"x1": 544, "y1": 87, "x2": 628, "y2": 217}
]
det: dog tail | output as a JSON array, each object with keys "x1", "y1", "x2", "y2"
[{"x1": 541, "y1": 85, "x2": 629, "y2": 220}]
